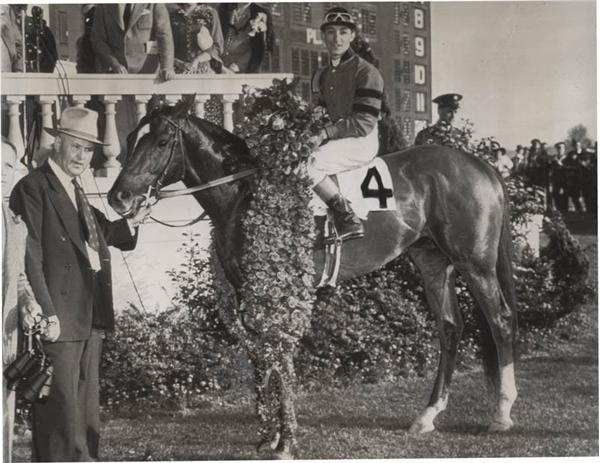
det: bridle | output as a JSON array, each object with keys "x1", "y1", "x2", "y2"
[
  {"x1": 142, "y1": 115, "x2": 188, "y2": 207},
  {"x1": 128, "y1": 114, "x2": 256, "y2": 227}
]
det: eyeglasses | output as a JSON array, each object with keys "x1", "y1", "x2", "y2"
[{"x1": 324, "y1": 12, "x2": 353, "y2": 23}]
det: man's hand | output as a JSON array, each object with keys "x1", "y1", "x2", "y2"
[
  {"x1": 158, "y1": 68, "x2": 175, "y2": 82},
  {"x1": 43, "y1": 315, "x2": 60, "y2": 342},
  {"x1": 308, "y1": 130, "x2": 328, "y2": 150},
  {"x1": 128, "y1": 202, "x2": 152, "y2": 228},
  {"x1": 113, "y1": 64, "x2": 128, "y2": 74},
  {"x1": 20, "y1": 299, "x2": 42, "y2": 331}
]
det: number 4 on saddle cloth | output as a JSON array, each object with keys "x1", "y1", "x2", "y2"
[
  {"x1": 310, "y1": 157, "x2": 395, "y2": 221},
  {"x1": 310, "y1": 158, "x2": 396, "y2": 287}
]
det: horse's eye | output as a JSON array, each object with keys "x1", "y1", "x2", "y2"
[{"x1": 158, "y1": 140, "x2": 169, "y2": 148}]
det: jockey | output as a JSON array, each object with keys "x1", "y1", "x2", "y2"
[{"x1": 308, "y1": 7, "x2": 384, "y2": 242}]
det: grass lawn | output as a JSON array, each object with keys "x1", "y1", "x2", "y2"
[{"x1": 12, "y1": 214, "x2": 598, "y2": 460}]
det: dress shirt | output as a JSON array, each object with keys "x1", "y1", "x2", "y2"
[{"x1": 47, "y1": 159, "x2": 101, "y2": 271}]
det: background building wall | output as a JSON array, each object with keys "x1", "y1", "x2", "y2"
[{"x1": 49, "y1": 2, "x2": 432, "y2": 140}]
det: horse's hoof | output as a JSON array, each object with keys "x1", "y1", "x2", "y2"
[
  {"x1": 488, "y1": 418, "x2": 513, "y2": 433},
  {"x1": 409, "y1": 420, "x2": 435, "y2": 434},
  {"x1": 256, "y1": 432, "x2": 281, "y2": 455},
  {"x1": 273, "y1": 449, "x2": 294, "y2": 460}
]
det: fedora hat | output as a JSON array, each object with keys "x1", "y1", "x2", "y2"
[{"x1": 45, "y1": 107, "x2": 107, "y2": 145}]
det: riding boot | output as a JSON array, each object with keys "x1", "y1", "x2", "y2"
[{"x1": 314, "y1": 177, "x2": 365, "y2": 242}]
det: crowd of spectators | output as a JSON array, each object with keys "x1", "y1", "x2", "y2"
[
  {"x1": 2, "y1": 3, "x2": 274, "y2": 76},
  {"x1": 494, "y1": 138, "x2": 597, "y2": 215}
]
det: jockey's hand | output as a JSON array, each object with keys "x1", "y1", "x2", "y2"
[
  {"x1": 42, "y1": 315, "x2": 60, "y2": 342},
  {"x1": 114, "y1": 65, "x2": 128, "y2": 74},
  {"x1": 308, "y1": 130, "x2": 328, "y2": 150},
  {"x1": 128, "y1": 202, "x2": 152, "y2": 228}
]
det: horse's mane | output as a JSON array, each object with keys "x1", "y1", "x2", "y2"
[
  {"x1": 186, "y1": 114, "x2": 256, "y2": 173},
  {"x1": 128, "y1": 105, "x2": 255, "y2": 173}
]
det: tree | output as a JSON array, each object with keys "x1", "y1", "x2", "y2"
[{"x1": 565, "y1": 124, "x2": 592, "y2": 149}]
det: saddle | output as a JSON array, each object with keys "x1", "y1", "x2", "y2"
[{"x1": 315, "y1": 158, "x2": 396, "y2": 287}]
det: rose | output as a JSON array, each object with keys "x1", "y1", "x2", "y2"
[{"x1": 270, "y1": 116, "x2": 285, "y2": 131}]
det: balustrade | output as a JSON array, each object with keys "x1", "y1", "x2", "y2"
[{"x1": 1, "y1": 72, "x2": 292, "y2": 177}]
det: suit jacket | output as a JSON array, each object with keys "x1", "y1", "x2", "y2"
[
  {"x1": 91, "y1": 3, "x2": 174, "y2": 74},
  {"x1": 9, "y1": 163, "x2": 137, "y2": 342}
]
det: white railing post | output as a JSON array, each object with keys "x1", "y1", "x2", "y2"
[
  {"x1": 194, "y1": 95, "x2": 210, "y2": 119},
  {"x1": 72, "y1": 95, "x2": 90, "y2": 108},
  {"x1": 222, "y1": 94, "x2": 239, "y2": 132},
  {"x1": 164, "y1": 94, "x2": 182, "y2": 107},
  {"x1": 134, "y1": 94, "x2": 152, "y2": 141},
  {"x1": 100, "y1": 95, "x2": 122, "y2": 170},
  {"x1": 32, "y1": 95, "x2": 56, "y2": 166},
  {"x1": 5, "y1": 95, "x2": 25, "y2": 163}
]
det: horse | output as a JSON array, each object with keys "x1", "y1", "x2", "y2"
[{"x1": 108, "y1": 99, "x2": 518, "y2": 458}]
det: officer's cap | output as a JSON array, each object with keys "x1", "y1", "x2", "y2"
[
  {"x1": 433, "y1": 93, "x2": 462, "y2": 110},
  {"x1": 554, "y1": 141, "x2": 566, "y2": 149},
  {"x1": 321, "y1": 7, "x2": 356, "y2": 32},
  {"x1": 530, "y1": 138, "x2": 541, "y2": 145}
]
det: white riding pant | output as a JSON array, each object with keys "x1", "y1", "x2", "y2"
[{"x1": 307, "y1": 127, "x2": 379, "y2": 185}]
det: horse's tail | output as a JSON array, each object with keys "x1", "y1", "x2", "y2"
[{"x1": 478, "y1": 178, "x2": 518, "y2": 391}]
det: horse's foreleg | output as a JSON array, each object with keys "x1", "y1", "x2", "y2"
[
  {"x1": 274, "y1": 352, "x2": 297, "y2": 459},
  {"x1": 252, "y1": 350, "x2": 298, "y2": 459},
  {"x1": 462, "y1": 268, "x2": 517, "y2": 432},
  {"x1": 408, "y1": 242, "x2": 463, "y2": 434}
]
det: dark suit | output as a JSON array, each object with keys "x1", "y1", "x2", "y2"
[
  {"x1": 9, "y1": 162, "x2": 137, "y2": 461},
  {"x1": 91, "y1": 3, "x2": 174, "y2": 74}
]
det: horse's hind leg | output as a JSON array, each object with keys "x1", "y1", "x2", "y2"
[
  {"x1": 408, "y1": 240, "x2": 463, "y2": 434},
  {"x1": 460, "y1": 266, "x2": 517, "y2": 432}
]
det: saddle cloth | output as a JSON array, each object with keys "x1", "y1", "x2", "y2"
[{"x1": 310, "y1": 157, "x2": 395, "y2": 220}]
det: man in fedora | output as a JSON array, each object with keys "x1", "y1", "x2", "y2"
[
  {"x1": 9, "y1": 107, "x2": 151, "y2": 461},
  {"x1": 415, "y1": 93, "x2": 469, "y2": 151}
]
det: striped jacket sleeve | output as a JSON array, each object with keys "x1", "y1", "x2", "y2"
[{"x1": 325, "y1": 61, "x2": 384, "y2": 140}]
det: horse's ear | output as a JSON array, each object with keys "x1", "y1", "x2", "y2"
[{"x1": 174, "y1": 95, "x2": 196, "y2": 118}]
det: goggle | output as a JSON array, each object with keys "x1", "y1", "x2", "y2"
[{"x1": 324, "y1": 12, "x2": 354, "y2": 24}]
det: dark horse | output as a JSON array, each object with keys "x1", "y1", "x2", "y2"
[{"x1": 108, "y1": 100, "x2": 518, "y2": 458}]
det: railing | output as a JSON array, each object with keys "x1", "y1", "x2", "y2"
[
  {"x1": 1, "y1": 72, "x2": 292, "y2": 174},
  {"x1": 2, "y1": 71, "x2": 293, "y2": 310}
]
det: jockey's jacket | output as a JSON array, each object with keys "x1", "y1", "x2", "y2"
[{"x1": 311, "y1": 48, "x2": 384, "y2": 140}]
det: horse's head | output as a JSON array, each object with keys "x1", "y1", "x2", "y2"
[{"x1": 108, "y1": 99, "x2": 193, "y2": 217}]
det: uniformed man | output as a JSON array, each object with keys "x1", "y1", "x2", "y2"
[
  {"x1": 308, "y1": 7, "x2": 384, "y2": 241},
  {"x1": 414, "y1": 93, "x2": 469, "y2": 150}
]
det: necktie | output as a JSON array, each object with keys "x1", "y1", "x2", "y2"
[
  {"x1": 73, "y1": 179, "x2": 100, "y2": 252},
  {"x1": 123, "y1": 3, "x2": 132, "y2": 29}
]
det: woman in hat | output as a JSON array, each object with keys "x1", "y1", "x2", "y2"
[{"x1": 167, "y1": 3, "x2": 225, "y2": 74}]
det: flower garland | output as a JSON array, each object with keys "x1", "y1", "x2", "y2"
[
  {"x1": 235, "y1": 78, "x2": 328, "y2": 341},
  {"x1": 234, "y1": 78, "x2": 329, "y2": 445}
]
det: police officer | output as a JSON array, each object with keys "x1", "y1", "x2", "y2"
[
  {"x1": 308, "y1": 7, "x2": 384, "y2": 241},
  {"x1": 414, "y1": 93, "x2": 468, "y2": 150}
]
